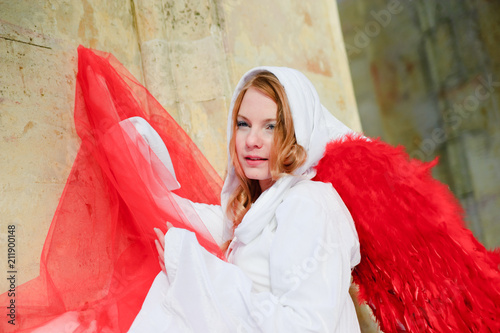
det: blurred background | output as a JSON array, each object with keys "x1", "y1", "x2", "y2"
[{"x1": 338, "y1": 0, "x2": 500, "y2": 250}]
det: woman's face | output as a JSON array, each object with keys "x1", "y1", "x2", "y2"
[{"x1": 235, "y1": 87, "x2": 277, "y2": 192}]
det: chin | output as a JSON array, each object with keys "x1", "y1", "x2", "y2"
[
  {"x1": 244, "y1": 171, "x2": 270, "y2": 181},
  {"x1": 245, "y1": 174, "x2": 267, "y2": 181}
]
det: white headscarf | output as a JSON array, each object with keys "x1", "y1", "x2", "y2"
[{"x1": 221, "y1": 67, "x2": 354, "y2": 244}]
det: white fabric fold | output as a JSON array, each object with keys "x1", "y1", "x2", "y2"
[{"x1": 131, "y1": 180, "x2": 360, "y2": 333}]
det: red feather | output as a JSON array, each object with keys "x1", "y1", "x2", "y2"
[{"x1": 314, "y1": 135, "x2": 500, "y2": 333}]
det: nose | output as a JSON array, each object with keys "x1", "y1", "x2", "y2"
[{"x1": 246, "y1": 128, "x2": 263, "y2": 148}]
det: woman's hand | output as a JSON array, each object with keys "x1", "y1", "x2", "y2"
[{"x1": 154, "y1": 222, "x2": 173, "y2": 275}]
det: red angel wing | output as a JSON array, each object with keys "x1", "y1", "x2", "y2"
[{"x1": 314, "y1": 135, "x2": 500, "y2": 332}]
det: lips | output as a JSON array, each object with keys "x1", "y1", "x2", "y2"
[
  {"x1": 244, "y1": 155, "x2": 268, "y2": 166},
  {"x1": 245, "y1": 156, "x2": 267, "y2": 161}
]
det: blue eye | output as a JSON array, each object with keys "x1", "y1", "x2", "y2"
[
  {"x1": 266, "y1": 123, "x2": 276, "y2": 130},
  {"x1": 237, "y1": 120, "x2": 249, "y2": 128}
]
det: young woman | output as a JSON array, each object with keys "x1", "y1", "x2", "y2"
[{"x1": 127, "y1": 68, "x2": 361, "y2": 332}]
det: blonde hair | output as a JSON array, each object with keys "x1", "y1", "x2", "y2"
[{"x1": 225, "y1": 71, "x2": 307, "y2": 244}]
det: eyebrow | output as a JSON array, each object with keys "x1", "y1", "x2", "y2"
[{"x1": 237, "y1": 115, "x2": 277, "y2": 123}]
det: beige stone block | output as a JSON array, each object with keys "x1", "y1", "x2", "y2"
[
  {"x1": 162, "y1": 0, "x2": 215, "y2": 41},
  {"x1": 307, "y1": 70, "x2": 360, "y2": 131},
  {"x1": 139, "y1": 35, "x2": 230, "y2": 176},
  {"x1": 0, "y1": 183, "x2": 66, "y2": 286},
  {"x1": 135, "y1": 0, "x2": 215, "y2": 42},
  {"x1": 182, "y1": 98, "x2": 229, "y2": 176},
  {"x1": 169, "y1": 36, "x2": 228, "y2": 102},
  {"x1": 0, "y1": 1, "x2": 59, "y2": 38},
  {"x1": 140, "y1": 39, "x2": 177, "y2": 110},
  {"x1": 133, "y1": 0, "x2": 169, "y2": 42},
  {"x1": 0, "y1": 39, "x2": 79, "y2": 293},
  {"x1": 0, "y1": 0, "x2": 143, "y2": 81},
  {"x1": 325, "y1": 0, "x2": 362, "y2": 131}
]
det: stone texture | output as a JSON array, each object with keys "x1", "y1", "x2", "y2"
[
  {"x1": 134, "y1": 0, "x2": 231, "y2": 175},
  {"x1": 0, "y1": 36, "x2": 79, "y2": 289},
  {"x1": 338, "y1": 2, "x2": 500, "y2": 329},
  {"x1": 0, "y1": 0, "x2": 142, "y2": 294},
  {"x1": 338, "y1": 0, "x2": 500, "y2": 249}
]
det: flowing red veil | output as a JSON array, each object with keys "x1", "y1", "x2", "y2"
[
  {"x1": 0, "y1": 46, "x2": 223, "y2": 332},
  {"x1": 1, "y1": 46, "x2": 499, "y2": 333}
]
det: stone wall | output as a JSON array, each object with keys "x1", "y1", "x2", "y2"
[
  {"x1": 1, "y1": 0, "x2": 371, "y2": 329},
  {"x1": 338, "y1": 0, "x2": 500, "y2": 249},
  {"x1": 0, "y1": 0, "x2": 143, "y2": 296}
]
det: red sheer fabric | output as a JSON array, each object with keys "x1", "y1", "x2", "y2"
[{"x1": 0, "y1": 46, "x2": 223, "y2": 332}]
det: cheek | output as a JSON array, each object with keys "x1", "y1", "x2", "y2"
[
  {"x1": 234, "y1": 132, "x2": 245, "y2": 154},
  {"x1": 264, "y1": 134, "x2": 274, "y2": 152}
]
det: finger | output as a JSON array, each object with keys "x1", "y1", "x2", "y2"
[
  {"x1": 158, "y1": 256, "x2": 167, "y2": 275},
  {"x1": 153, "y1": 227, "x2": 165, "y2": 248},
  {"x1": 154, "y1": 239, "x2": 164, "y2": 260},
  {"x1": 166, "y1": 221, "x2": 173, "y2": 229},
  {"x1": 157, "y1": 254, "x2": 165, "y2": 270},
  {"x1": 157, "y1": 253, "x2": 165, "y2": 265}
]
